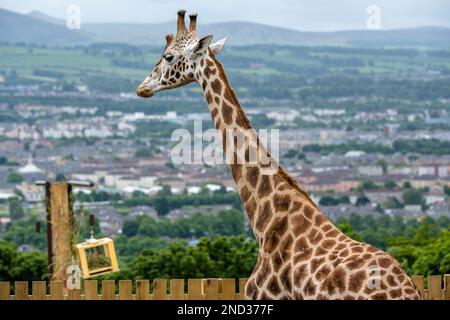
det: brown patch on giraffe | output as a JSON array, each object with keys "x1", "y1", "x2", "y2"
[
  {"x1": 389, "y1": 288, "x2": 402, "y2": 299},
  {"x1": 348, "y1": 270, "x2": 366, "y2": 293},
  {"x1": 371, "y1": 292, "x2": 388, "y2": 300},
  {"x1": 332, "y1": 258, "x2": 343, "y2": 268},
  {"x1": 307, "y1": 228, "x2": 323, "y2": 245},
  {"x1": 273, "y1": 193, "x2": 291, "y2": 212},
  {"x1": 303, "y1": 205, "x2": 315, "y2": 220},
  {"x1": 315, "y1": 265, "x2": 331, "y2": 281},
  {"x1": 378, "y1": 257, "x2": 393, "y2": 268},
  {"x1": 386, "y1": 274, "x2": 397, "y2": 287},
  {"x1": 204, "y1": 90, "x2": 213, "y2": 104},
  {"x1": 345, "y1": 256, "x2": 365, "y2": 269},
  {"x1": 335, "y1": 243, "x2": 346, "y2": 250},
  {"x1": 255, "y1": 201, "x2": 273, "y2": 232},
  {"x1": 267, "y1": 276, "x2": 281, "y2": 296},
  {"x1": 338, "y1": 235, "x2": 347, "y2": 241},
  {"x1": 316, "y1": 294, "x2": 327, "y2": 300},
  {"x1": 280, "y1": 264, "x2": 292, "y2": 292},
  {"x1": 206, "y1": 59, "x2": 214, "y2": 67},
  {"x1": 204, "y1": 66, "x2": 212, "y2": 79},
  {"x1": 363, "y1": 253, "x2": 372, "y2": 260},
  {"x1": 311, "y1": 257, "x2": 325, "y2": 273},
  {"x1": 315, "y1": 247, "x2": 328, "y2": 256},
  {"x1": 321, "y1": 239, "x2": 336, "y2": 249},
  {"x1": 211, "y1": 107, "x2": 218, "y2": 119},
  {"x1": 339, "y1": 249, "x2": 349, "y2": 258},
  {"x1": 321, "y1": 266, "x2": 347, "y2": 295},
  {"x1": 304, "y1": 278, "x2": 316, "y2": 296},
  {"x1": 246, "y1": 167, "x2": 259, "y2": 189},
  {"x1": 260, "y1": 292, "x2": 271, "y2": 300},
  {"x1": 293, "y1": 244, "x2": 313, "y2": 264},
  {"x1": 256, "y1": 259, "x2": 271, "y2": 287},
  {"x1": 279, "y1": 234, "x2": 293, "y2": 261},
  {"x1": 404, "y1": 287, "x2": 417, "y2": 295},
  {"x1": 272, "y1": 174, "x2": 283, "y2": 188},
  {"x1": 366, "y1": 245, "x2": 377, "y2": 253},
  {"x1": 221, "y1": 101, "x2": 233, "y2": 125},
  {"x1": 214, "y1": 96, "x2": 220, "y2": 104},
  {"x1": 288, "y1": 201, "x2": 303, "y2": 214},
  {"x1": 392, "y1": 266, "x2": 403, "y2": 275},
  {"x1": 292, "y1": 214, "x2": 312, "y2": 236},
  {"x1": 314, "y1": 214, "x2": 327, "y2": 226},
  {"x1": 293, "y1": 264, "x2": 308, "y2": 286},
  {"x1": 322, "y1": 224, "x2": 333, "y2": 232},
  {"x1": 352, "y1": 246, "x2": 364, "y2": 253},
  {"x1": 211, "y1": 79, "x2": 222, "y2": 94},
  {"x1": 244, "y1": 197, "x2": 257, "y2": 223},
  {"x1": 325, "y1": 229, "x2": 339, "y2": 238},
  {"x1": 258, "y1": 175, "x2": 272, "y2": 198},
  {"x1": 263, "y1": 216, "x2": 288, "y2": 252},
  {"x1": 230, "y1": 164, "x2": 242, "y2": 182},
  {"x1": 271, "y1": 251, "x2": 283, "y2": 272},
  {"x1": 245, "y1": 279, "x2": 258, "y2": 299},
  {"x1": 240, "y1": 185, "x2": 250, "y2": 202},
  {"x1": 344, "y1": 295, "x2": 355, "y2": 300}
]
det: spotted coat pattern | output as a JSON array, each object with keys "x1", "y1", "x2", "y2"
[{"x1": 137, "y1": 10, "x2": 421, "y2": 300}]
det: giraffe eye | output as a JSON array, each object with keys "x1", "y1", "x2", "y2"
[{"x1": 164, "y1": 54, "x2": 174, "y2": 63}]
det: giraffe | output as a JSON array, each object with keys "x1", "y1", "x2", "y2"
[{"x1": 136, "y1": 10, "x2": 421, "y2": 300}]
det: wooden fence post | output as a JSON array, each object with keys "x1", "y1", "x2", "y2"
[
  {"x1": 428, "y1": 275, "x2": 442, "y2": 300},
  {"x1": 153, "y1": 279, "x2": 168, "y2": 300},
  {"x1": 84, "y1": 280, "x2": 98, "y2": 300},
  {"x1": 187, "y1": 279, "x2": 203, "y2": 300},
  {"x1": 204, "y1": 279, "x2": 219, "y2": 300},
  {"x1": 136, "y1": 280, "x2": 149, "y2": 300},
  {"x1": 102, "y1": 280, "x2": 116, "y2": 300},
  {"x1": 32, "y1": 281, "x2": 47, "y2": 300},
  {"x1": 15, "y1": 281, "x2": 29, "y2": 300},
  {"x1": 0, "y1": 282, "x2": 10, "y2": 300}
]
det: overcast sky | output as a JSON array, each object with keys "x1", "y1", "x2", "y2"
[{"x1": 1, "y1": 0, "x2": 449, "y2": 31}]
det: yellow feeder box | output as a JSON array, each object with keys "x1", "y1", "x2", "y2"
[{"x1": 76, "y1": 237, "x2": 119, "y2": 278}]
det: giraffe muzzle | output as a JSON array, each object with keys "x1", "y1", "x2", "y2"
[{"x1": 136, "y1": 86, "x2": 154, "y2": 98}]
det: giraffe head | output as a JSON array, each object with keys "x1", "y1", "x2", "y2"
[{"x1": 136, "y1": 10, "x2": 227, "y2": 98}]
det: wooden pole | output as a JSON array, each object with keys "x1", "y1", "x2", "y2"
[{"x1": 45, "y1": 182, "x2": 75, "y2": 283}]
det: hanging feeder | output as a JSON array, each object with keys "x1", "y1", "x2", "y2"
[
  {"x1": 75, "y1": 213, "x2": 119, "y2": 278},
  {"x1": 76, "y1": 237, "x2": 119, "y2": 278}
]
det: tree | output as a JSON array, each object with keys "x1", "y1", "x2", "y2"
[
  {"x1": 336, "y1": 222, "x2": 362, "y2": 241},
  {"x1": 6, "y1": 172, "x2": 24, "y2": 184},
  {"x1": 8, "y1": 198, "x2": 24, "y2": 220},
  {"x1": 402, "y1": 189, "x2": 424, "y2": 206},
  {"x1": 384, "y1": 180, "x2": 397, "y2": 189},
  {"x1": 384, "y1": 196, "x2": 403, "y2": 209},
  {"x1": 122, "y1": 219, "x2": 140, "y2": 237},
  {"x1": 356, "y1": 195, "x2": 370, "y2": 206}
]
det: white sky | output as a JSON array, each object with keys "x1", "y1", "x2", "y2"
[{"x1": 0, "y1": 0, "x2": 449, "y2": 31}]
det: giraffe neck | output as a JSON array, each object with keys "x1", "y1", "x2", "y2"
[{"x1": 195, "y1": 51, "x2": 319, "y2": 240}]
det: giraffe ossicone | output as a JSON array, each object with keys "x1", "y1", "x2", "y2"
[{"x1": 136, "y1": 10, "x2": 421, "y2": 300}]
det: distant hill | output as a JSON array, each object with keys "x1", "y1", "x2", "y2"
[
  {"x1": 1, "y1": 8, "x2": 450, "y2": 48},
  {"x1": 0, "y1": 8, "x2": 91, "y2": 46}
]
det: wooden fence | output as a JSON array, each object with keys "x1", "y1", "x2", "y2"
[{"x1": 0, "y1": 275, "x2": 449, "y2": 300}]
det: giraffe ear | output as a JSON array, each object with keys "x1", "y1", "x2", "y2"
[
  {"x1": 210, "y1": 37, "x2": 227, "y2": 54},
  {"x1": 192, "y1": 35, "x2": 213, "y2": 54}
]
